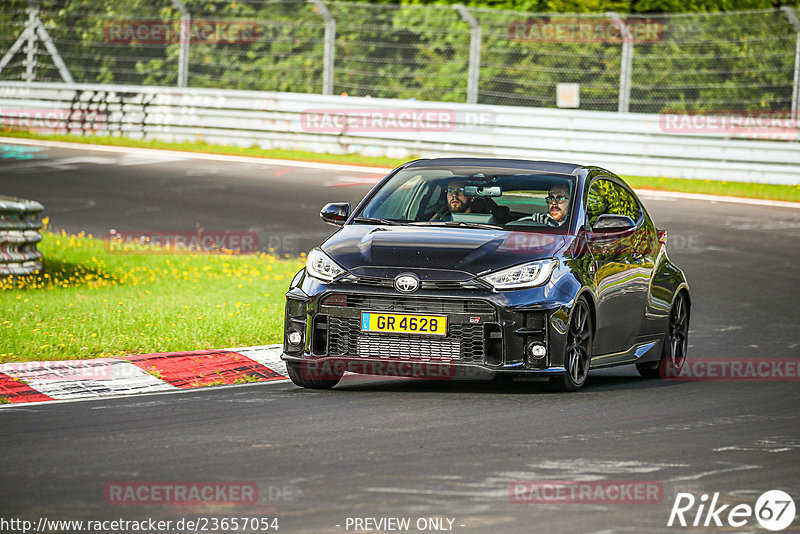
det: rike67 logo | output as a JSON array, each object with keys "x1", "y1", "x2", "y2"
[{"x1": 668, "y1": 490, "x2": 796, "y2": 531}]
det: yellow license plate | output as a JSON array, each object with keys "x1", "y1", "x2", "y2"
[{"x1": 361, "y1": 312, "x2": 447, "y2": 336}]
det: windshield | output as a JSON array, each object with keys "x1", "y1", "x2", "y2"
[{"x1": 357, "y1": 166, "x2": 576, "y2": 231}]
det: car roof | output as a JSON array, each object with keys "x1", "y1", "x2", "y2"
[{"x1": 403, "y1": 158, "x2": 583, "y2": 176}]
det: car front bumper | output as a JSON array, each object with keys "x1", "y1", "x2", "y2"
[{"x1": 281, "y1": 272, "x2": 577, "y2": 379}]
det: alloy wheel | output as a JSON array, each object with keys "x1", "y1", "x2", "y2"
[
  {"x1": 553, "y1": 298, "x2": 592, "y2": 391},
  {"x1": 666, "y1": 292, "x2": 689, "y2": 373}
]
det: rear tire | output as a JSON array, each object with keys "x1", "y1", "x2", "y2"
[
  {"x1": 550, "y1": 297, "x2": 592, "y2": 392},
  {"x1": 286, "y1": 361, "x2": 343, "y2": 389},
  {"x1": 637, "y1": 291, "x2": 690, "y2": 379}
]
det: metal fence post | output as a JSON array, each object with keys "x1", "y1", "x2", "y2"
[
  {"x1": 1, "y1": 1, "x2": 74, "y2": 83},
  {"x1": 455, "y1": 5, "x2": 481, "y2": 104},
  {"x1": 171, "y1": 0, "x2": 190, "y2": 87},
  {"x1": 24, "y1": 4, "x2": 39, "y2": 83},
  {"x1": 310, "y1": 0, "x2": 335, "y2": 95},
  {"x1": 0, "y1": 28, "x2": 30, "y2": 76},
  {"x1": 608, "y1": 12, "x2": 633, "y2": 113},
  {"x1": 781, "y1": 6, "x2": 800, "y2": 122},
  {"x1": 32, "y1": 11, "x2": 74, "y2": 83}
]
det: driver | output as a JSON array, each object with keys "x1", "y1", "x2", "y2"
[{"x1": 530, "y1": 184, "x2": 570, "y2": 227}]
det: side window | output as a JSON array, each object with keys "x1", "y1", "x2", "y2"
[
  {"x1": 362, "y1": 175, "x2": 422, "y2": 219},
  {"x1": 586, "y1": 179, "x2": 641, "y2": 227},
  {"x1": 408, "y1": 181, "x2": 445, "y2": 221}
]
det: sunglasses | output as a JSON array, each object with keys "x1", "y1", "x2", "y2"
[
  {"x1": 545, "y1": 195, "x2": 569, "y2": 204},
  {"x1": 446, "y1": 187, "x2": 467, "y2": 196}
]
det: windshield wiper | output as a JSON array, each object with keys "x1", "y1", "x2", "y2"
[
  {"x1": 411, "y1": 221, "x2": 504, "y2": 230},
  {"x1": 352, "y1": 217, "x2": 404, "y2": 226}
]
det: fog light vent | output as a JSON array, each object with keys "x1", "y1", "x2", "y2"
[{"x1": 312, "y1": 315, "x2": 329, "y2": 356}]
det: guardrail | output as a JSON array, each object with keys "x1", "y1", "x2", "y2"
[
  {"x1": 0, "y1": 195, "x2": 44, "y2": 276},
  {"x1": 0, "y1": 81, "x2": 798, "y2": 184}
]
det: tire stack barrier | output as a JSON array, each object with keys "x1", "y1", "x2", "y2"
[{"x1": 0, "y1": 196, "x2": 44, "y2": 276}]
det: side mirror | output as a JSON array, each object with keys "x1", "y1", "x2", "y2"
[
  {"x1": 320, "y1": 203, "x2": 350, "y2": 226},
  {"x1": 590, "y1": 214, "x2": 636, "y2": 233}
]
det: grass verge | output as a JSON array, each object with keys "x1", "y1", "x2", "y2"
[
  {"x1": 2, "y1": 129, "x2": 799, "y2": 203},
  {"x1": 0, "y1": 228, "x2": 304, "y2": 363},
  {"x1": 622, "y1": 175, "x2": 800, "y2": 203}
]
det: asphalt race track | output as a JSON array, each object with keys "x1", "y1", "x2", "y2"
[{"x1": 1, "y1": 141, "x2": 799, "y2": 533}]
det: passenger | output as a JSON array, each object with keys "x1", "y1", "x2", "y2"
[
  {"x1": 446, "y1": 180, "x2": 473, "y2": 214},
  {"x1": 441, "y1": 179, "x2": 511, "y2": 223}
]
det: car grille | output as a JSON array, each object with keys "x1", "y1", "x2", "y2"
[
  {"x1": 327, "y1": 317, "x2": 487, "y2": 363},
  {"x1": 341, "y1": 275, "x2": 484, "y2": 290},
  {"x1": 326, "y1": 295, "x2": 494, "y2": 315}
]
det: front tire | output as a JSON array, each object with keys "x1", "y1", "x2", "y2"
[
  {"x1": 286, "y1": 361, "x2": 343, "y2": 389},
  {"x1": 551, "y1": 297, "x2": 593, "y2": 392},
  {"x1": 637, "y1": 291, "x2": 690, "y2": 378}
]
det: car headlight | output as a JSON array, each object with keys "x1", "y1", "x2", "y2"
[
  {"x1": 480, "y1": 258, "x2": 557, "y2": 290},
  {"x1": 306, "y1": 248, "x2": 347, "y2": 282}
]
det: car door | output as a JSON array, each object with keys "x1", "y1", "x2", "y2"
[{"x1": 585, "y1": 178, "x2": 653, "y2": 359}]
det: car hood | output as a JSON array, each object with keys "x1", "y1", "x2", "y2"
[{"x1": 322, "y1": 224, "x2": 570, "y2": 279}]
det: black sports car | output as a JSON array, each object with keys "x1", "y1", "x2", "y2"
[{"x1": 282, "y1": 158, "x2": 690, "y2": 391}]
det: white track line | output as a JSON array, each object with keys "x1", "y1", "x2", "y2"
[
  {"x1": 2, "y1": 137, "x2": 797, "y2": 208},
  {"x1": 634, "y1": 189, "x2": 800, "y2": 209},
  {"x1": 0, "y1": 137, "x2": 390, "y2": 174}
]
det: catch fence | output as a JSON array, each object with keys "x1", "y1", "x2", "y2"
[{"x1": 1, "y1": 1, "x2": 798, "y2": 117}]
